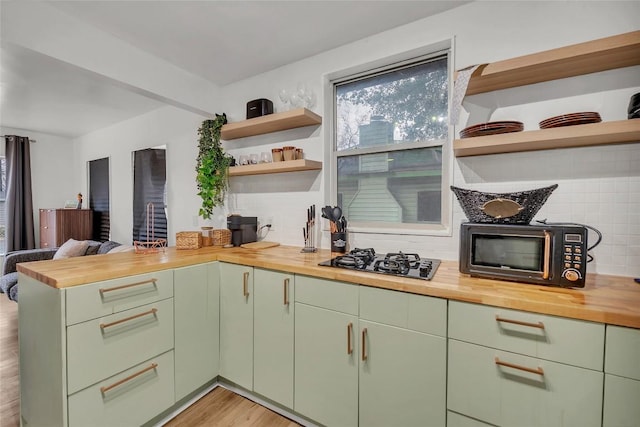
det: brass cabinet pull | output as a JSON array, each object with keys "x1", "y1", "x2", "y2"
[
  {"x1": 496, "y1": 315, "x2": 544, "y2": 329},
  {"x1": 243, "y1": 272, "x2": 249, "y2": 297},
  {"x1": 361, "y1": 328, "x2": 368, "y2": 361},
  {"x1": 543, "y1": 230, "x2": 551, "y2": 279},
  {"x1": 283, "y1": 278, "x2": 290, "y2": 305},
  {"x1": 99, "y1": 278, "x2": 157, "y2": 295},
  {"x1": 347, "y1": 323, "x2": 353, "y2": 355},
  {"x1": 100, "y1": 363, "x2": 158, "y2": 394},
  {"x1": 495, "y1": 357, "x2": 544, "y2": 376},
  {"x1": 99, "y1": 308, "x2": 157, "y2": 330}
]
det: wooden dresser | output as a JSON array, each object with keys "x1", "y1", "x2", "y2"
[{"x1": 39, "y1": 208, "x2": 93, "y2": 248}]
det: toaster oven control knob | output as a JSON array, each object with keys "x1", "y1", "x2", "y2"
[{"x1": 564, "y1": 270, "x2": 580, "y2": 282}]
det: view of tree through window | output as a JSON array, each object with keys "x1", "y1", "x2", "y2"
[{"x1": 334, "y1": 54, "x2": 449, "y2": 227}]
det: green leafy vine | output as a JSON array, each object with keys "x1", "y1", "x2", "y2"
[{"x1": 196, "y1": 114, "x2": 232, "y2": 220}]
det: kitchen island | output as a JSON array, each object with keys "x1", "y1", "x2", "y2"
[{"x1": 17, "y1": 245, "x2": 640, "y2": 427}]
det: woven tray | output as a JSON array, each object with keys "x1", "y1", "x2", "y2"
[
  {"x1": 176, "y1": 231, "x2": 202, "y2": 249},
  {"x1": 451, "y1": 184, "x2": 558, "y2": 224}
]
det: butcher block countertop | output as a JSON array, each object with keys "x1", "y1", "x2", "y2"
[{"x1": 17, "y1": 245, "x2": 640, "y2": 328}]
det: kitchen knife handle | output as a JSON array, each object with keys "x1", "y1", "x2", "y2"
[{"x1": 347, "y1": 322, "x2": 353, "y2": 355}]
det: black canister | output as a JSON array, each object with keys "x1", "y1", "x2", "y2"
[{"x1": 330, "y1": 232, "x2": 347, "y2": 253}]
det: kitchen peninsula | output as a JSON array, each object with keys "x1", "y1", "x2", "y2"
[{"x1": 17, "y1": 246, "x2": 640, "y2": 426}]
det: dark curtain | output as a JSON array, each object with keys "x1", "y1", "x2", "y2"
[
  {"x1": 132, "y1": 148, "x2": 167, "y2": 243},
  {"x1": 5, "y1": 136, "x2": 35, "y2": 252},
  {"x1": 89, "y1": 158, "x2": 110, "y2": 241}
]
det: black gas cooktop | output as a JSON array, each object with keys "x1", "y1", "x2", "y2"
[{"x1": 319, "y1": 248, "x2": 440, "y2": 281}]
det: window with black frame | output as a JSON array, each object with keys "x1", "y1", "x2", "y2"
[
  {"x1": 89, "y1": 157, "x2": 110, "y2": 242},
  {"x1": 333, "y1": 52, "x2": 449, "y2": 231},
  {"x1": 132, "y1": 148, "x2": 167, "y2": 243}
]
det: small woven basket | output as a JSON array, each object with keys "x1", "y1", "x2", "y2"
[
  {"x1": 211, "y1": 229, "x2": 231, "y2": 246},
  {"x1": 451, "y1": 184, "x2": 558, "y2": 224},
  {"x1": 176, "y1": 231, "x2": 202, "y2": 250}
]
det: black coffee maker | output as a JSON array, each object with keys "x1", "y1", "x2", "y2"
[{"x1": 227, "y1": 215, "x2": 258, "y2": 247}]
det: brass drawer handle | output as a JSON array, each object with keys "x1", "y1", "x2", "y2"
[
  {"x1": 100, "y1": 363, "x2": 158, "y2": 394},
  {"x1": 99, "y1": 278, "x2": 157, "y2": 295},
  {"x1": 347, "y1": 322, "x2": 353, "y2": 355},
  {"x1": 496, "y1": 315, "x2": 544, "y2": 329},
  {"x1": 361, "y1": 328, "x2": 368, "y2": 361},
  {"x1": 99, "y1": 308, "x2": 157, "y2": 330},
  {"x1": 495, "y1": 357, "x2": 544, "y2": 376},
  {"x1": 283, "y1": 278, "x2": 290, "y2": 305},
  {"x1": 243, "y1": 272, "x2": 250, "y2": 297}
]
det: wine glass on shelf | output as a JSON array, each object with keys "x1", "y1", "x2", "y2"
[{"x1": 278, "y1": 89, "x2": 290, "y2": 111}]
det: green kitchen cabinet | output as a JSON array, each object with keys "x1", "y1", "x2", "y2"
[
  {"x1": 253, "y1": 268, "x2": 294, "y2": 408},
  {"x1": 219, "y1": 262, "x2": 254, "y2": 390},
  {"x1": 358, "y1": 286, "x2": 447, "y2": 427},
  {"x1": 448, "y1": 301, "x2": 604, "y2": 427},
  {"x1": 174, "y1": 262, "x2": 220, "y2": 401},
  {"x1": 294, "y1": 275, "x2": 360, "y2": 427},
  {"x1": 448, "y1": 339, "x2": 603, "y2": 427},
  {"x1": 603, "y1": 325, "x2": 640, "y2": 427}
]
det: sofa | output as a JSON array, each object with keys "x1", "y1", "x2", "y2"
[{"x1": 0, "y1": 239, "x2": 124, "y2": 302}]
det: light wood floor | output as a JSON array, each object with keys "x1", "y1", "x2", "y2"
[{"x1": 0, "y1": 295, "x2": 298, "y2": 427}]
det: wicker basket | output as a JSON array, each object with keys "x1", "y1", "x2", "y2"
[
  {"x1": 211, "y1": 229, "x2": 231, "y2": 246},
  {"x1": 450, "y1": 184, "x2": 558, "y2": 224},
  {"x1": 176, "y1": 231, "x2": 202, "y2": 249}
]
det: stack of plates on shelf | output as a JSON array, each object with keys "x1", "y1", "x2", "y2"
[
  {"x1": 539, "y1": 112, "x2": 601, "y2": 129},
  {"x1": 459, "y1": 121, "x2": 524, "y2": 138}
]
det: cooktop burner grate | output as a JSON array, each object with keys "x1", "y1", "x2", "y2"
[{"x1": 319, "y1": 249, "x2": 440, "y2": 281}]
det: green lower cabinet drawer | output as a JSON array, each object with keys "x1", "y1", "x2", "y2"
[
  {"x1": 449, "y1": 301, "x2": 604, "y2": 371},
  {"x1": 66, "y1": 269, "x2": 174, "y2": 326},
  {"x1": 68, "y1": 350, "x2": 175, "y2": 427},
  {"x1": 448, "y1": 339, "x2": 603, "y2": 427},
  {"x1": 294, "y1": 275, "x2": 358, "y2": 315},
  {"x1": 67, "y1": 298, "x2": 174, "y2": 394},
  {"x1": 359, "y1": 285, "x2": 447, "y2": 337},
  {"x1": 603, "y1": 374, "x2": 640, "y2": 427}
]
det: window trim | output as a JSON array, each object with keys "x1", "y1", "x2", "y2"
[{"x1": 326, "y1": 42, "x2": 454, "y2": 237}]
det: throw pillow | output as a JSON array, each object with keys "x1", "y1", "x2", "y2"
[
  {"x1": 85, "y1": 243, "x2": 101, "y2": 256},
  {"x1": 53, "y1": 239, "x2": 90, "y2": 260},
  {"x1": 98, "y1": 241, "x2": 121, "y2": 254},
  {"x1": 108, "y1": 245, "x2": 135, "y2": 254}
]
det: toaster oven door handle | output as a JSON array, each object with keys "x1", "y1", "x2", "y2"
[{"x1": 543, "y1": 231, "x2": 551, "y2": 279}]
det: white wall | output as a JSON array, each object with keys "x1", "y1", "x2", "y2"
[
  {"x1": 72, "y1": 1, "x2": 640, "y2": 276},
  {"x1": 1, "y1": 126, "x2": 76, "y2": 244}
]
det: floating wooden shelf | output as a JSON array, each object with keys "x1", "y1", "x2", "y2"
[
  {"x1": 228, "y1": 159, "x2": 322, "y2": 176},
  {"x1": 463, "y1": 30, "x2": 640, "y2": 96},
  {"x1": 453, "y1": 119, "x2": 640, "y2": 157},
  {"x1": 221, "y1": 108, "x2": 322, "y2": 140}
]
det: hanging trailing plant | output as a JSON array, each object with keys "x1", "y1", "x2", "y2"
[{"x1": 196, "y1": 113, "x2": 232, "y2": 220}]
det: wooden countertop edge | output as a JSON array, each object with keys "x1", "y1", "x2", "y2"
[{"x1": 17, "y1": 245, "x2": 640, "y2": 328}]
